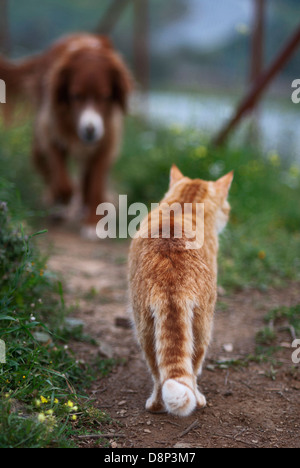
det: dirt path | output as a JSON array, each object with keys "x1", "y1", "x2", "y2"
[{"x1": 40, "y1": 227, "x2": 300, "y2": 448}]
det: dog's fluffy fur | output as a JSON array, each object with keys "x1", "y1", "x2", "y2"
[{"x1": 0, "y1": 34, "x2": 132, "y2": 234}]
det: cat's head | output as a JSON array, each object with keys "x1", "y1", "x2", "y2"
[{"x1": 167, "y1": 165, "x2": 234, "y2": 234}]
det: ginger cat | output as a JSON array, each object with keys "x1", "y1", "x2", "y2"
[{"x1": 128, "y1": 165, "x2": 233, "y2": 417}]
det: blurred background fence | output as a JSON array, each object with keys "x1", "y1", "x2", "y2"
[{"x1": 0, "y1": 0, "x2": 300, "y2": 160}]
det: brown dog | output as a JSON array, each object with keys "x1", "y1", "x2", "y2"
[{"x1": 0, "y1": 33, "x2": 133, "y2": 237}]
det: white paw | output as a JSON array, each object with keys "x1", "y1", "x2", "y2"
[
  {"x1": 145, "y1": 395, "x2": 155, "y2": 410},
  {"x1": 65, "y1": 193, "x2": 85, "y2": 222},
  {"x1": 145, "y1": 394, "x2": 166, "y2": 414},
  {"x1": 162, "y1": 379, "x2": 196, "y2": 417},
  {"x1": 195, "y1": 389, "x2": 206, "y2": 408}
]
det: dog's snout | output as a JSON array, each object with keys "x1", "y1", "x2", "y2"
[
  {"x1": 84, "y1": 123, "x2": 96, "y2": 141},
  {"x1": 78, "y1": 108, "x2": 104, "y2": 144}
]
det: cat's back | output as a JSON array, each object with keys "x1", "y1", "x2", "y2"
[{"x1": 129, "y1": 235, "x2": 213, "y2": 298}]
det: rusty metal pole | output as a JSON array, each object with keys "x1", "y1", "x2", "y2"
[
  {"x1": 0, "y1": 0, "x2": 10, "y2": 55},
  {"x1": 214, "y1": 24, "x2": 300, "y2": 146},
  {"x1": 250, "y1": 0, "x2": 265, "y2": 85},
  {"x1": 133, "y1": 0, "x2": 150, "y2": 94},
  {"x1": 248, "y1": 0, "x2": 266, "y2": 140},
  {"x1": 96, "y1": 0, "x2": 132, "y2": 35}
]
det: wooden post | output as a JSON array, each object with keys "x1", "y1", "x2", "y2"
[
  {"x1": 96, "y1": 0, "x2": 132, "y2": 35},
  {"x1": 250, "y1": 0, "x2": 265, "y2": 85},
  {"x1": 214, "y1": 24, "x2": 300, "y2": 146},
  {"x1": 133, "y1": 0, "x2": 150, "y2": 94},
  {"x1": 0, "y1": 0, "x2": 10, "y2": 55},
  {"x1": 247, "y1": 0, "x2": 266, "y2": 141}
]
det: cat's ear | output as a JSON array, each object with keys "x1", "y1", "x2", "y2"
[
  {"x1": 215, "y1": 171, "x2": 234, "y2": 199},
  {"x1": 170, "y1": 165, "x2": 184, "y2": 187}
]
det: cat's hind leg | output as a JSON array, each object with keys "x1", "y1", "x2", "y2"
[
  {"x1": 139, "y1": 325, "x2": 166, "y2": 413},
  {"x1": 192, "y1": 307, "x2": 214, "y2": 409},
  {"x1": 194, "y1": 383, "x2": 207, "y2": 409},
  {"x1": 146, "y1": 379, "x2": 166, "y2": 414},
  {"x1": 192, "y1": 350, "x2": 207, "y2": 409}
]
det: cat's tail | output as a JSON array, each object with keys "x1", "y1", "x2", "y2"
[
  {"x1": 162, "y1": 379, "x2": 196, "y2": 417},
  {"x1": 154, "y1": 298, "x2": 197, "y2": 417}
]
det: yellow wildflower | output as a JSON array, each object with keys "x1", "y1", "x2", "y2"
[
  {"x1": 40, "y1": 396, "x2": 48, "y2": 404},
  {"x1": 170, "y1": 124, "x2": 183, "y2": 135},
  {"x1": 289, "y1": 165, "x2": 300, "y2": 178},
  {"x1": 236, "y1": 23, "x2": 250, "y2": 35},
  {"x1": 268, "y1": 151, "x2": 280, "y2": 167},
  {"x1": 258, "y1": 251, "x2": 266, "y2": 260},
  {"x1": 194, "y1": 145, "x2": 208, "y2": 159}
]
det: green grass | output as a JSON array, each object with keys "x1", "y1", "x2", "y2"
[
  {"x1": 264, "y1": 303, "x2": 300, "y2": 338},
  {"x1": 1, "y1": 116, "x2": 300, "y2": 293},
  {"x1": 1, "y1": 115, "x2": 300, "y2": 291},
  {"x1": 0, "y1": 194, "x2": 116, "y2": 447},
  {"x1": 0, "y1": 114, "x2": 300, "y2": 445},
  {"x1": 113, "y1": 117, "x2": 300, "y2": 290},
  {"x1": 251, "y1": 303, "x2": 300, "y2": 377},
  {"x1": 211, "y1": 303, "x2": 300, "y2": 375},
  {"x1": 0, "y1": 122, "x2": 45, "y2": 221}
]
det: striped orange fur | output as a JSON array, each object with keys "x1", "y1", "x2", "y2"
[{"x1": 128, "y1": 165, "x2": 233, "y2": 416}]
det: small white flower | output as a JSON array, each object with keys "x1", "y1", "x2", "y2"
[{"x1": 38, "y1": 413, "x2": 46, "y2": 423}]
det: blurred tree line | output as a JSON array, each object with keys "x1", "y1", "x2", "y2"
[{"x1": 3, "y1": 0, "x2": 300, "y2": 90}]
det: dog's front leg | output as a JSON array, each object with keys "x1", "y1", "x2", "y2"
[
  {"x1": 82, "y1": 153, "x2": 110, "y2": 232},
  {"x1": 47, "y1": 143, "x2": 73, "y2": 205},
  {"x1": 81, "y1": 152, "x2": 110, "y2": 240}
]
